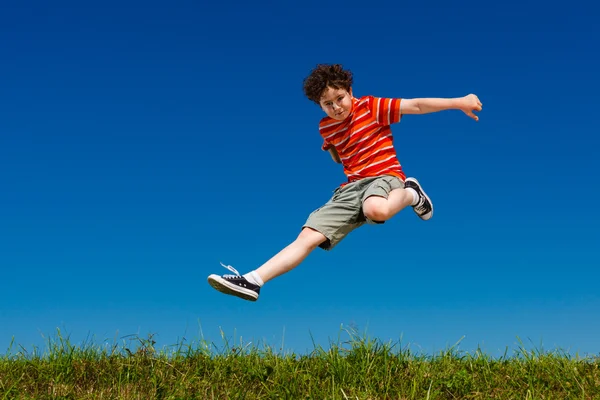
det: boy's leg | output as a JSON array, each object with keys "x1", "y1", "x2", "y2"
[
  {"x1": 362, "y1": 187, "x2": 414, "y2": 222},
  {"x1": 255, "y1": 182, "x2": 367, "y2": 283},
  {"x1": 254, "y1": 227, "x2": 327, "y2": 283},
  {"x1": 207, "y1": 183, "x2": 365, "y2": 301},
  {"x1": 362, "y1": 176, "x2": 433, "y2": 222},
  {"x1": 207, "y1": 228, "x2": 326, "y2": 301}
]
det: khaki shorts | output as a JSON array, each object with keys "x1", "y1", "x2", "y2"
[{"x1": 303, "y1": 175, "x2": 405, "y2": 250}]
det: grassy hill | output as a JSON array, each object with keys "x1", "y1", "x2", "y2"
[{"x1": 1, "y1": 329, "x2": 598, "y2": 399}]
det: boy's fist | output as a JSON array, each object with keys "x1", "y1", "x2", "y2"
[{"x1": 461, "y1": 94, "x2": 483, "y2": 121}]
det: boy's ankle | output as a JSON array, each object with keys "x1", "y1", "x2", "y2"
[
  {"x1": 243, "y1": 270, "x2": 264, "y2": 287},
  {"x1": 405, "y1": 187, "x2": 419, "y2": 206}
]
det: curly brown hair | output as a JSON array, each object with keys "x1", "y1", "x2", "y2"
[{"x1": 303, "y1": 64, "x2": 353, "y2": 104}]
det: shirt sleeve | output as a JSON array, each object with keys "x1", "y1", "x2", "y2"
[{"x1": 372, "y1": 97, "x2": 402, "y2": 126}]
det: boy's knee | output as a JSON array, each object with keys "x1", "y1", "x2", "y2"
[
  {"x1": 363, "y1": 209, "x2": 387, "y2": 222},
  {"x1": 363, "y1": 202, "x2": 389, "y2": 222},
  {"x1": 298, "y1": 228, "x2": 328, "y2": 250}
]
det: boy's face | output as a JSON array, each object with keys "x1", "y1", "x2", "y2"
[{"x1": 319, "y1": 86, "x2": 353, "y2": 121}]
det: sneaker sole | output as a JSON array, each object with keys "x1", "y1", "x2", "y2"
[
  {"x1": 207, "y1": 275, "x2": 259, "y2": 301},
  {"x1": 406, "y1": 178, "x2": 433, "y2": 221}
]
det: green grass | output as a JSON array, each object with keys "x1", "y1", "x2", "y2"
[{"x1": 1, "y1": 328, "x2": 598, "y2": 399}]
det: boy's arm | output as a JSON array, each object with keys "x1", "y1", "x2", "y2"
[
  {"x1": 401, "y1": 94, "x2": 483, "y2": 121},
  {"x1": 328, "y1": 147, "x2": 342, "y2": 163}
]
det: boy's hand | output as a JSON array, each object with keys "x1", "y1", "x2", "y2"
[{"x1": 460, "y1": 94, "x2": 483, "y2": 121}]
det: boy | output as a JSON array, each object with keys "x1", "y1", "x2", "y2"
[{"x1": 208, "y1": 64, "x2": 482, "y2": 301}]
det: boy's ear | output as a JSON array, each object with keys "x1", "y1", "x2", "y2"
[{"x1": 349, "y1": 88, "x2": 353, "y2": 97}]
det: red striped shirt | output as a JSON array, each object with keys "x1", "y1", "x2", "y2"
[{"x1": 320, "y1": 96, "x2": 405, "y2": 184}]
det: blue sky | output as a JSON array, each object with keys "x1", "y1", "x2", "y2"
[{"x1": 1, "y1": 0, "x2": 598, "y2": 357}]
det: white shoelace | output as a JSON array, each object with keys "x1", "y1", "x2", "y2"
[
  {"x1": 415, "y1": 199, "x2": 428, "y2": 213},
  {"x1": 220, "y1": 262, "x2": 241, "y2": 277}
]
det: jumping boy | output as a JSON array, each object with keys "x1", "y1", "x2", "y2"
[{"x1": 208, "y1": 64, "x2": 482, "y2": 301}]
